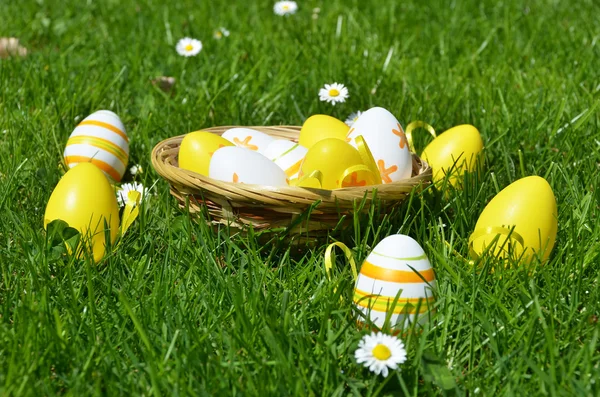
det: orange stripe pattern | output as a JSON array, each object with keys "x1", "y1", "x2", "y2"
[
  {"x1": 354, "y1": 298, "x2": 431, "y2": 314},
  {"x1": 64, "y1": 156, "x2": 121, "y2": 182},
  {"x1": 359, "y1": 260, "x2": 435, "y2": 283},
  {"x1": 78, "y1": 120, "x2": 129, "y2": 142},
  {"x1": 66, "y1": 136, "x2": 128, "y2": 165},
  {"x1": 353, "y1": 289, "x2": 434, "y2": 313},
  {"x1": 284, "y1": 159, "x2": 303, "y2": 177}
]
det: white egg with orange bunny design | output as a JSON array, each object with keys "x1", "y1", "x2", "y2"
[{"x1": 346, "y1": 107, "x2": 412, "y2": 184}]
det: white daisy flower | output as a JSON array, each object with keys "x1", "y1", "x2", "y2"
[
  {"x1": 117, "y1": 182, "x2": 149, "y2": 207},
  {"x1": 129, "y1": 164, "x2": 143, "y2": 176},
  {"x1": 213, "y1": 27, "x2": 230, "y2": 40},
  {"x1": 319, "y1": 82, "x2": 349, "y2": 105},
  {"x1": 354, "y1": 332, "x2": 407, "y2": 377},
  {"x1": 345, "y1": 110, "x2": 362, "y2": 126},
  {"x1": 274, "y1": 1, "x2": 298, "y2": 16},
  {"x1": 175, "y1": 37, "x2": 202, "y2": 57}
]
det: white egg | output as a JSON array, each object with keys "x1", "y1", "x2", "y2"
[
  {"x1": 263, "y1": 139, "x2": 308, "y2": 179},
  {"x1": 353, "y1": 234, "x2": 436, "y2": 330},
  {"x1": 346, "y1": 107, "x2": 412, "y2": 183},
  {"x1": 63, "y1": 110, "x2": 129, "y2": 182},
  {"x1": 209, "y1": 146, "x2": 288, "y2": 187},
  {"x1": 221, "y1": 128, "x2": 275, "y2": 155}
]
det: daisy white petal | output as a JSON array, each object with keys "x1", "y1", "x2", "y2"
[
  {"x1": 354, "y1": 332, "x2": 407, "y2": 378},
  {"x1": 117, "y1": 182, "x2": 149, "y2": 207},
  {"x1": 274, "y1": 1, "x2": 298, "y2": 16},
  {"x1": 214, "y1": 27, "x2": 230, "y2": 40},
  {"x1": 318, "y1": 82, "x2": 349, "y2": 105},
  {"x1": 345, "y1": 110, "x2": 362, "y2": 126},
  {"x1": 176, "y1": 37, "x2": 202, "y2": 57},
  {"x1": 129, "y1": 164, "x2": 143, "y2": 176}
]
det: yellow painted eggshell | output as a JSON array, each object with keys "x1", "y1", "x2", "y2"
[
  {"x1": 179, "y1": 131, "x2": 234, "y2": 176},
  {"x1": 299, "y1": 115, "x2": 350, "y2": 149},
  {"x1": 469, "y1": 176, "x2": 557, "y2": 263},
  {"x1": 420, "y1": 124, "x2": 484, "y2": 186},
  {"x1": 44, "y1": 163, "x2": 120, "y2": 262},
  {"x1": 354, "y1": 234, "x2": 436, "y2": 331},
  {"x1": 299, "y1": 138, "x2": 376, "y2": 189}
]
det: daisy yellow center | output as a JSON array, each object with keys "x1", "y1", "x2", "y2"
[
  {"x1": 283, "y1": 5, "x2": 289, "y2": 10},
  {"x1": 215, "y1": 31, "x2": 222, "y2": 38},
  {"x1": 185, "y1": 44, "x2": 194, "y2": 51},
  {"x1": 329, "y1": 88, "x2": 340, "y2": 97},
  {"x1": 372, "y1": 344, "x2": 391, "y2": 360}
]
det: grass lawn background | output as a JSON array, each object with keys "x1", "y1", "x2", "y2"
[{"x1": 1, "y1": 0, "x2": 599, "y2": 395}]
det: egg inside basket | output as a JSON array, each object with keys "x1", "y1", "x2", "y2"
[{"x1": 151, "y1": 126, "x2": 432, "y2": 241}]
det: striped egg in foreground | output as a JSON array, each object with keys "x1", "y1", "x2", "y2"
[
  {"x1": 64, "y1": 110, "x2": 129, "y2": 182},
  {"x1": 353, "y1": 234, "x2": 436, "y2": 331}
]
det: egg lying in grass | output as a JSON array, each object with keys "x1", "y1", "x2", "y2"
[
  {"x1": 209, "y1": 146, "x2": 288, "y2": 187},
  {"x1": 263, "y1": 139, "x2": 308, "y2": 179},
  {"x1": 44, "y1": 163, "x2": 120, "y2": 262},
  {"x1": 354, "y1": 234, "x2": 436, "y2": 330},
  {"x1": 346, "y1": 107, "x2": 413, "y2": 183},
  {"x1": 298, "y1": 115, "x2": 349, "y2": 149},
  {"x1": 222, "y1": 128, "x2": 275, "y2": 155},
  {"x1": 63, "y1": 110, "x2": 129, "y2": 182},
  {"x1": 420, "y1": 124, "x2": 484, "y2": 186},
  {"x1": 469, "y1": 176, "x2": 558, "y2": 263},
  {"x1": 178, "y1": 131, "x2": 234, "y2": 176}
]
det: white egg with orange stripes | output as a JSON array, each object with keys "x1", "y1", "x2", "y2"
[
  {"x1": 63, "y1": 110, "x2": 129, "y2": 182},
  {"x1": 263, "y1": 139, "x2": 307, "y2": 179},
  {"x1": 346, "y1": 107, "x2": 413, "y2": 184},
  {"x1": 221, "y1": 128, "x2": 275, "y2": 155},
  {"x1": 353, "y1": 234, "x2": 436, "y2": 331}
]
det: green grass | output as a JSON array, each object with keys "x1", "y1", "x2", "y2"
[{"x1": 1, "y1": 0, "x2": 600, "y2": 395}]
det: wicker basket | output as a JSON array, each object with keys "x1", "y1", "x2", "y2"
[{"x1": 151, "y1": 126, "x2": 432, "y2": 237}]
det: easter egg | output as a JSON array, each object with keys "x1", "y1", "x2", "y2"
[
  {"x1": 469, "y1": 176, "x2": 558, "y2": 263},
  {"x1": 354, "y1": 234, "x2": 436, "y2": 330},
  {"x1": 178, "y1": 131, "x2": 234, "y2": 176},
  {"x1": 221, "y1": 128, "x2": 275, "y2": 154},
  {"x1": 299, "y1": 138, "x2": 378, "y2": 189},
  {"x1": 44, "y1": 163, "x2": 120, "y2": 262},
  {"x1": 63, "y1": 110, "x2": 129, "y2": 182},
  {"x1": 346, "y1": 107, "x2": 412, "y2": 183},
  {"x1": 209, "y1": 146, "x2": 288, "y2": 187},
  {"x1": 420, "y1": 124, "x2": 484, "y2": 185},
  {"x1": 263, "y1": 139, "x2": 308, "y2": 179},
  {"x1": 298, "y1": 115, "x2": 349, "y2": 149}
]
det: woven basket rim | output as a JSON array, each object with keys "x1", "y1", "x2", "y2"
[{"x1": 151, "y1": 125, "x2": 432, "y2": 206}]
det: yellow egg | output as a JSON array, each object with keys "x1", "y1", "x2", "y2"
[
  {"x1": 298, "y1": 115, "x2": 349, "y2": 149},
  {"x1": 179, "y1": 131, "x2": 234, "y2": 176},
  {"x1": 298, "y1": 138, "x2": 376, "y2": 189},
  {"x1": 354, "y1": 234, "x2": 436, "y2": 331},
  {"x1": 420, "y1": 124, "x2": 484, "y2": 186},
  {"x1": 44, "y1": 163, "x2": 120, "y2": 262},
  {"x1": 469, "y1": 176, "x2": 558, "y2": 263}
]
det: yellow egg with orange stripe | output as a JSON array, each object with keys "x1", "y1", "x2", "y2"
[
  {"x1": 63, "y1": 110, "x2": 129, "y2": 182},
  {"x1": 263, "y1": 139, "x2": 308, "y2": 179},
  {"x1": 354, "y1": 234, "x2": 436, "y2": 331}
]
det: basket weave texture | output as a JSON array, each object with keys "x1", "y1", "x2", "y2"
[{"x1": 151, "y1": 126, "x2": 432, "y2": 234}]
